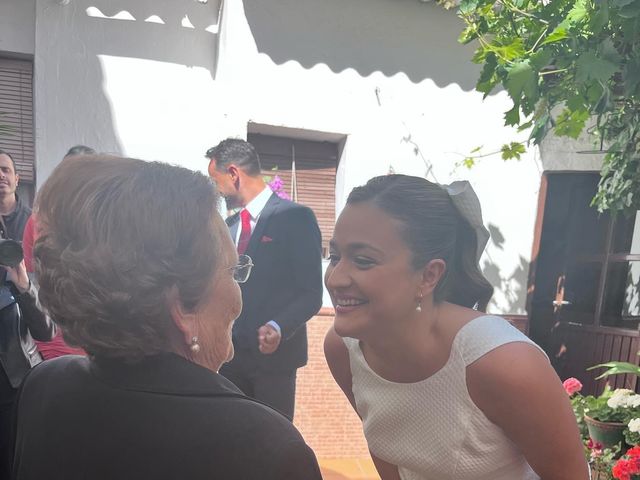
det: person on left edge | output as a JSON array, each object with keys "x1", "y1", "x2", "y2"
[
  {"x1": 22, "y1": 145, "x2": 94, "y2": 360},
  {"x1": 0, "y1": 148, "x2": 55, "y2": 479}
]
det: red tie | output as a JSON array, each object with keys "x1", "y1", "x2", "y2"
[{"x1": 237, "y1": 209, "x2": 252, "y2": 254}]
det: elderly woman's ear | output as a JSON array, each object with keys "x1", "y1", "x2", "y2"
[{"x1": 167, "y1": 285, "x2": 198, "y2": 351}]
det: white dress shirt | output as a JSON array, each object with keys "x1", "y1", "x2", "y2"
[{"x1": 235, "y1": 186, "x2": 281, "y2": 335}]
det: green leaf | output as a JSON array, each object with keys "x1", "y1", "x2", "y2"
[
  {"x1": 623, "y1": 54, "x2": 640, "y2": 96},
  {"x1": 540, "y1": 27, "x2": 568, "y2": 46},
  {"x1": 477, "y1": 53, "x2": 497, "y2": 85},
  {"x1": 599, "y1": 38, "x2": 623, "y2": 65},
  {"x1": 476, "y1": 54, "x2": 501, "y2": 98},
  {"x1": 554, "y1": 108, "x2": 590, "y2": 139},
  {"x1": 529, "y1": 114, "x2": 550, "y2": 145},
  {"x1": 590, "y1": 1, "x2": 609, "y2": 33},
  {"x1": 594, "y1": 86, "x2": 612, "y2": 114},
  {"x1": 506, "y1": 60, "x2": 537, "y2": 100},
  {"x1": 462, "y1": 157, "x2": 476, "y2": 169},
  {"x1": 612, "y1": 0, "x2": 636, "y2": 7},
  {"x1": 517, "y1": 120, "x2": 533, "y2": 132},
  {"x1": 575, "y1": 51, "x2": 618, "y2": 84},
  {"x1": 587, "y1": 361, "x2": 640, "y2": 379},
  {"x1": 566, "y1": 94, "x2": 585, "y2": 111},
  {"x1": 459, "y1": 24, "x2": 479, "y2": 44},
  {"x1": 470, "y1": 145, "x2": 483, "y2": 153},
  {"x1": 618, "y1": 0, "x2": 640, "y2": 18},
  {"x1": 504, "y1": 104, "x2": 521, "y2": 126},
  {"x1": 500, "y1": 142, "x2": 526, "y2": 161},
  {"x1": 586, "y1": 82, "x2": 605, "y2": 103},
  {"x1": 491, "y1": 38, "x2": 526, "y2": 63},
  {"x1": 566, "y1": 0, "x2": 589, "y2": 24},
  {"x1": 529, "y1": 48, "x2": 553, "y2": 71},
  {"x1": 459, "y1": 0, "x2": 479, "y2": 15}
]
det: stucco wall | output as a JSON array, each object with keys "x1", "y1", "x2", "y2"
[
  {"x1": 6, "y1": 0, "x2": 565, "y2": 314},
  {"x1": 0, "y1": 0, "x2": 35, "y2": 56},
  {"x1": 32, "y1": 0, "x2": 221, "y2": 183}
]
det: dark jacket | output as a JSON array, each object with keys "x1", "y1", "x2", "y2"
[
  {"x1": 226, "y1": 193, "x2": 323, "y2": 372},
  {"x1": 0, "y1": 196, "x2": 55, "y2": 388},
  {"x1": 2, "y1": 196, "x2": 30, "y2": 243},
  {"x1": 11, "y1": 353, "x2": 323, "y2": 480},
  {"x1": 0, "y1": 284, "x2": 55, "y2": 388}
]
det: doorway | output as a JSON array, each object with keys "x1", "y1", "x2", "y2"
[{"x1": 528, "y1": 172, "x2": 640, "y2": 394}]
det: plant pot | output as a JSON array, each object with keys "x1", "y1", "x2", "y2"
[{"x1": 585, "y1": 415, "x2": 626, "y2": 449}]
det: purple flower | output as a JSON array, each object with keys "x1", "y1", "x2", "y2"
[{"x1": 268, "y1": 175, "x2": 290, "y2": 200}]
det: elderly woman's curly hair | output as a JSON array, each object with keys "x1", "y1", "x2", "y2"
[{"x1": 34, "y1": 155, "x2": 220, "y2": 360}]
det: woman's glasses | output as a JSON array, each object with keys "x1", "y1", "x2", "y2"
[{"x1": 230, "y1": 254, "x2": 254, "y2": 283}]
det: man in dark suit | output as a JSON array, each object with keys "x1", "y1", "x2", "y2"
[{"x1": 206, "y1": 139, "x2": 323, "y2": 419}]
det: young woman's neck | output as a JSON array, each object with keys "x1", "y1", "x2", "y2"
[{"x1": 361, "y1": 300, "x2": 443, "y2": 383}]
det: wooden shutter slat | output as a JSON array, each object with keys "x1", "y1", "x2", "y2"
[
  {"x1": 0, "y1": 58, "x2": 35, "y2": 182},
  {"x1": 249, "y1": 133, "x2": 338, "y2": 252}
]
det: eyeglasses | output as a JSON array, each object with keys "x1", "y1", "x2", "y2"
[{"x1": 229, "y1": 254, "x2": 253, "y2": 283}]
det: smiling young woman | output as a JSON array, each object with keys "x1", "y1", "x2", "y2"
[{"x1": 324, "y1": 174, "x2": 589, "y2": 480}]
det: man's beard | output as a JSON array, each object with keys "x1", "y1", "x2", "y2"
[{"x1": 223, "y1": 195, "x2": 240, "y2": 210}]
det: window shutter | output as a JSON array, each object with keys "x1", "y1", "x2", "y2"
[
  {"x1": 0, "y1": 58, "x2": 34, "y2": 182},
  {"x1": 248, "y1": 134, "x2": 338, "y2": 254}
]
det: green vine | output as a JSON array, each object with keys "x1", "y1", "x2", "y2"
[{"x1": 456, "y1": 0, "x2": 640, "y2": 213}]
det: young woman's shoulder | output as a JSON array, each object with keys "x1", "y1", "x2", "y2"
[{"x1": 324, "y1": 327, "x2": 356, "y2": 408}]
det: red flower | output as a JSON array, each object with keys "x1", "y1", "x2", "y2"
[
  {"x1": 613, "y1": 459, "x2": 632, "y2": 480},
  {"x1": 613, "y1": 448, "x2": 640, "y2": 480}
]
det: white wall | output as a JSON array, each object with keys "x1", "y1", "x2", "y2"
[
  {"x1": 0, "y1": 0, "x2": 35, "y2": 56},
  {"x1": 218, "y1": 0, "x2": 541, "y2": 313},
  {"x1": 33, "y1": 0, "x2": 221, "y2": 183},
  {"x1": 5, "y1": 0, "x2": 565, "y2": 313}
]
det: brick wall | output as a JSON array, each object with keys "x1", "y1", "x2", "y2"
[{"x1": 294, "y1": 309, "x2": 370, "y2": 458}]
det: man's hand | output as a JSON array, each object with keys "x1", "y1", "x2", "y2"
[
  {"x1": 2, "y1": 260, "x2": 30, "y2": 294},
  {"x1": 258, "y1": 323, "x2": 282, "y2": 354}
]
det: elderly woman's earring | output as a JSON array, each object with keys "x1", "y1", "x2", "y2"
[
  {"x1": 190, "y1": 336, "x2": 201, "y2": 354},
  {"x1": 416, "y1": 293, "x2": 423, "y2": 312}
]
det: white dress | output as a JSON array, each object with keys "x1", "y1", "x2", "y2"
[{"x1": 343, "y1": 315, "x2": 543, "y2": 480}]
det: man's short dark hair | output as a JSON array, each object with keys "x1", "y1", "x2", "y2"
[
  {"x1": 65, "y1": 145, "x2": 96, "y2": 158},
  {"x1": 0, "y1": 149, "x2": 17, "y2": 172},
  {"x1": 205, "y1": 138, "x2": 262, "y2": 177}
]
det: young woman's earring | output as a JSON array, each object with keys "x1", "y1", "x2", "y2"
[
  {"x1": 190, "y1": 336, "x2": 201, "y2": 354},
  {"x1": 416, "y1": 293, "x2": 423, "y2": 312}
]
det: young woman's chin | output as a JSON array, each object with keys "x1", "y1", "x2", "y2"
[{"x1": 332, "y1": 313, "x2": 368, "y2": 339}]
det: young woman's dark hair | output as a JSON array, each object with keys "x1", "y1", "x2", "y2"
[{"x1": 346, "y1": 174, "x2": 493, "y2": 311}]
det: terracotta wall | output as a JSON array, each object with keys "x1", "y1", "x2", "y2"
[{"x1": 294, "y1": 310, "x2": 370, "y2": 458}]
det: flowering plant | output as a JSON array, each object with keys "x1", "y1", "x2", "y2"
[
  {"x1": 612, "y1": 446, "x2": 640, "y2": 480},
  {"x1": 267, "y1": 175, "x2": 291, "y2": 200},
  {"x1": 565, "y1": 377, "x2": 640, "y2": 479},
  {"x1": 567, "y1": 380, "x2": 640, "y2": 425}
]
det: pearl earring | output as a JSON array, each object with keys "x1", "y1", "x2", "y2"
[
  {"x1": 190, "y1": 336, "x2": 201, "y2": 354},
  {"x1": 416, "y1": 293, "x2": 423, "y2": 312}
]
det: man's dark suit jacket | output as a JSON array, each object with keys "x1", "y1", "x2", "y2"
[
  {"x1": 226, "y1": 193, "x2": 323, "y2": 372},
  {"x1": 11, "y1": 354, "x2": 322, "y2": 480}
]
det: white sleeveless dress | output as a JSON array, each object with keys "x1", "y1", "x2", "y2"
[{"x1": 343, "y1": 315, "x2": 543, "y2": 480}]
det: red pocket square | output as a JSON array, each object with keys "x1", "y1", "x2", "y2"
[{"x1": 261, "y1": 235, "x2": 273, "y2": 243}]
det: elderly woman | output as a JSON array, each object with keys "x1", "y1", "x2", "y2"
[{"x1": 10, "y1": 155, "x2": 322, "y2": 480}]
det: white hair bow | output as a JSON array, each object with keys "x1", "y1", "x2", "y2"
[{"x1": 440, "y1": 181, "x2": 490, "y2": 262}]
